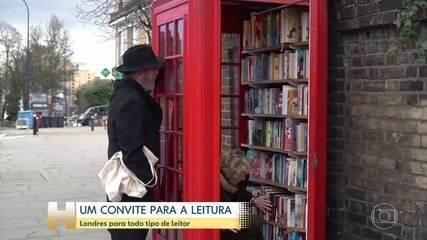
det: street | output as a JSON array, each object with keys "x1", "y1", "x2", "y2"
[{"x1": 0, "y1": 127, "x2": 151, "y2": 240}]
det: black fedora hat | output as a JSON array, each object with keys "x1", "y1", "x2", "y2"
[{"x1": 116, "y1": 44, "x2": 165, "y2": 73}]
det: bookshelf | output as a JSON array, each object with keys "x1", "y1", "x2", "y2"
[
  {"x1": 223, "y1": 1, "x2": 312, "y2": 239},
  {"x1": 242, "y1": 113, "x2": 308, "y2": 120},
  {"x1": 241, "y1": 41, "x2": 309, "y2": 54},
  {"x1": 240, "y1": 143, "x2": 307, "y2": 156},
  {"x1": 261, "y1": 219, "x2": 307, "y2": 233},
  {"x1": 250, "y1": 177, "x2": 307, "y2": 193}
]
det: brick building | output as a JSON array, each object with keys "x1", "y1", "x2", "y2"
[{"x1": 327, "y1": 1, "x2": 427, "y2": 239}]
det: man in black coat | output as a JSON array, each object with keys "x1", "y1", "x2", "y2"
[{"x1": 107, "y1": 44, "x2": 164, "y2": 240}]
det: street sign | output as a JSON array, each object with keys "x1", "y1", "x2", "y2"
[
  {"x1": 112, "y1": 67, "x2": 123, "y2": 80},
  {"x1": 101, "y1": 68, "x2": 111, "y2": 78}
]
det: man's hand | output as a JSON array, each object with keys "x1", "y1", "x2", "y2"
[{"x1": 253, "y1": 196, "x2": 272, "y2": 213}]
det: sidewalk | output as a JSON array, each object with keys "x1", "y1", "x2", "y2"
[{"x1": 0, "y1": 127, "x2": 122, "y2": 240}]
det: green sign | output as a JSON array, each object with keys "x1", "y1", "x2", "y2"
[
  {"x1": 112, "y1": 67, "x2": 123, "y2": 80},
  {"x1": 101, "y1": 68, "x2": 111, "y2": 77}
]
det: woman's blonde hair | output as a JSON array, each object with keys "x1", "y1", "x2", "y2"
[{"x1": 221, "y1": 149, "x2": 251, "y2": 181}]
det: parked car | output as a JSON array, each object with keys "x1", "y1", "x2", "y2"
[
  {"x1": 15, "y1": 110, "x2": 33, "y2": 129},
  {"x1": 77, "y1": 105, "x2": 108, "y2": 126}
]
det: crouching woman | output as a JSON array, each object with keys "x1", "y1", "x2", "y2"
[{"x1": 220, "y1": 149, "x2": 272, "y2": 240}]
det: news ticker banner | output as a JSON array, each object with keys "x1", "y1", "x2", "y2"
[{"x1": 48, "y1": 202, "x2": 254, "y2": 229}]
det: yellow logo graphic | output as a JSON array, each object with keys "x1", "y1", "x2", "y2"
[{"x1": 47, "y1": 202, "x2": 76, "y2": 229}]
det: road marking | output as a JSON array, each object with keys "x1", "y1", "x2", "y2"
[{"x1": 1, "y1": 136, "x2": 24, "y2": 140}]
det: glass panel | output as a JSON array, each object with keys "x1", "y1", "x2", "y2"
[
  {"x1": 221, "y1": 65, "x2": 239, "y2": 95},
  {"x1": 165, "y1": 60, "x2": 175, "y2": 93},
  {"x1": 221, "y1": 33, "x2": 240, "y2": 63},
  {"x1": 177, "y1": 58, "x2": 184, "y2": 92},
  {"x1": 177, "y1": 97, "x2": 183, "y2": 131},
  {"x1": 221, "y1": 97, "x2": 239, "y2": 128},
  {"x1": 176, "y1": 19, "x2": 184, "y2": 55},
  {"x1": 166, "y1": 135, "x2": 175, "y2": 168},
  {"x1": 178, "y1": 135, "x2": 183, "y2": 170},
  {"x1": 178, "y1": 174, "x2": 183, "y2": 200},
  {"x1": 221, "y1": 129, "x2": 239, "y2": 149},
  {"x1": 177, "y1": 230, "x2": 183, "y2": 240},
  {"x1": 159, "y1": 25, "x2": 166, "y2": 57},
  {"x1": 167, "y1": 98, "x2": 174, "y2": 130},
  {"x1": 160, "y1": 98, "x2": 166, "y2": 129},
  {"x1": 168, "y1": 230, "x2": 174, "y2": 240},
  {"x1": 160, "y1": 132, "x2": 166, "y2": 165},
  {"x1": 167, "y1": 22, "x2": 175, "y2": 56}
]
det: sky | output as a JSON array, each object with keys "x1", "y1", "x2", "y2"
[{"x1": 0, "y1": 0, "x2": 115, "y2": 78}]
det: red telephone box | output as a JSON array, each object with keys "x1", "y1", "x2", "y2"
[{"x1": 152, "y1": 1, "x2": 328, "y2": 240}]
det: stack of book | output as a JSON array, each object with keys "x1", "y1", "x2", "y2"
[
  {"x1": 247, "y1": 186, "x2": 307, "y2": 229},
  {"x1": 283, "y1": 119, "x2": 307, "y2": 152},
  {"x1": 261, "y1": 224, "x2": 305, "y2": 240},
  {"x1": 241, "y1": 49, "x2": 309, "y2": 82},
  {"x1": 248, "y1": 120, "x2": 285, "y2": 149},
  {"x1": 246, "y1": 150, "x2": 307, "y2": 189},
  {"x1": 243, "y1": 8, "x2": 309, "y2": 50},
  {"x1": 244, "y1": 88, "x2": 282, "y2": 115},
  {"x1": 282, "y1": 84, "x2": 308, "y2": 116},
  {"x1": 247, "y1": 120, "x2": 307, "y2": 152},
  {"x1": 243, "y1": 84, "x2": 308, "y2": 116}
]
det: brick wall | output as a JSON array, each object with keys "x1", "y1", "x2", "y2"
[{"x1": 328, "y1": 1, "x2": 427, "y2": 239}]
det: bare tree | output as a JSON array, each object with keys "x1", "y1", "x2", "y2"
[
  {"x1": 40, "y1": 15, "x2": 73, "y2": 117},
  {"x1": 76, "y1": 0, "x2": 153, "y2": 43},
  {"x1": 0, "y1": 22, "x2": 22, "y2": 122}
]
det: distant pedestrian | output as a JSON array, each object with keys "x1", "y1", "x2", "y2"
[
  {"x1": 102, "y1": 115, "x2": 107, "y2": 130},
  {"x1": 106, "y1": 44, "x2": 164, "y2": 240}
]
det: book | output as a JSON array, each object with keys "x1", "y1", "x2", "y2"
[
  {"x1": 249, "y1": 185, "x2": 306, "y2": 234},
  {"x1": 252, "y1": 14, "x2": 264, "y2": 49},
  {"x1": 221, "y1": 33, "x2": 240, "y2": 63},
  {"x1": 296, "y1": 123, "x2": 308, "y2": 152},
  {"x1": 244, "y1": 88, "x2": 282, "y2": 115},
  {"x1": 280, "y1": 8, "x2": 300, "y2": 43},
  {"x1": 241, "y1": 50, "x2": 308, "y2": 82},
  {"x1": 243, "y1": 8, "x2": 309, "y2": 51},
  {"x1": 296, "y1": 49, "x2": 306, "y2": 79},
  {"x1": 300, "y1": 11, "x2": 309, "y2": 42},
  {"x1": 246, "y1": 150, "x2": 307, "y2": 188},
  {"x1": 282, "y1": 85, "x2": 298, "y2": 115},
  {"x1": 247, "y1": 120, "x2": 284, "y2": 149},
  {"x1": 243, "y1": 20, "x2": 252, "y2": 50},
  {"x1": 284, "y1": 118, "x2": 295, "y2": 151}
]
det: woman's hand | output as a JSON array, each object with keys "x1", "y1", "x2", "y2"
[{"x1": 253, "y1": 196, "x2": 272, "y2": 213}]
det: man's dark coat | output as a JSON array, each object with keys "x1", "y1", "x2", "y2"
[{"x1": 107, "y1": 77, "x2": 162, "y2": 239}]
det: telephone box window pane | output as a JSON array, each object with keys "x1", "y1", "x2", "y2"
[
  {"x1": 167, "y1": 98, "x2": 174, "y2": 130},
  {"x1": 178, "y1": 136, "x2": 183, "y2": 170},
  {"x1": 159, "y1": 25, "x2": 166, "y2": 57},
  {"x1": 221, "y1": 129, "x2": 239, "y2": 149},
  {"x1": 221, "y1": 65, "x2": 239, "y2": 95},
  {"x1": 176, "y1": 19, "x2": 184, "y2": 55},
  {"x1": 177, "y1": 97, "x2": 183, "y2": 131},
  {"x1": 221, "y1": 97, "x2": 239, "y2": 128},
  {"x1": 177, "y1": 58, "x2": 184, "y2": 92},
  {"x1": 167, "y1": 22, "x2": 175, "y2": 56},
  {"x1": 160, "y1": 98, "x2": 166, "y2": 129},
  {"x1": 165, "y1": 60, "x2": 176, "y2": 93},
  {"x1": 221, "y1": 33, "x2": 240, "y2": 63},
  {"x1": 160, "y1": 132, "x2": 166, "y2": 168}
]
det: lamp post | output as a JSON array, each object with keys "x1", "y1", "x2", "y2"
[{"x1": 21, "y1": 0, "x2": 30, "y2": 110}]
